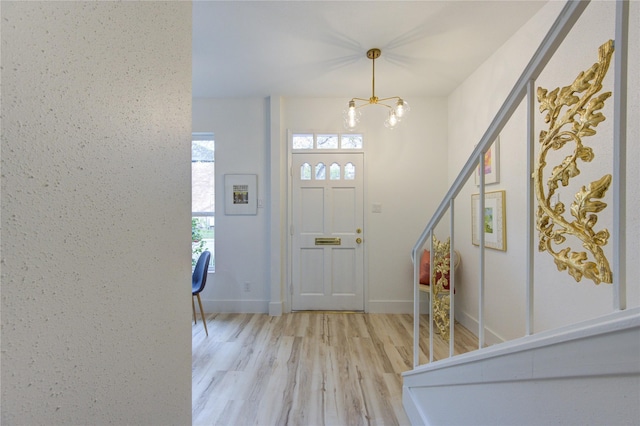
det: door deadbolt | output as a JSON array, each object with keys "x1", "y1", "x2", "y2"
[{"x1": 356, "y1": 228, "x2": 362, "y2": 234}]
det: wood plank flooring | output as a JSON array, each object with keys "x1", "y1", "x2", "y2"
[{"x1": 192, "y1": 313, "x2": 477, "y2": 426}]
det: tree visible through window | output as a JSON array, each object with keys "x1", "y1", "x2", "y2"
[{"x1": 192, "y1": 135, "x2": 215, "y2": 270}]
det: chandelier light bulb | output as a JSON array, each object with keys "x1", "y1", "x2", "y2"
[
  {"x1": 395, "y1": 99, "x2": 410, "y2": 119},
  {"x1": 384, "y1": 111, "x2": 398, "y2": 129},
  {"x1": 343, "y1": 101, "x2": 361, "y2": 130},
  {"x1": 348, "y1": 101, "x2": 357, "y2": 118}
]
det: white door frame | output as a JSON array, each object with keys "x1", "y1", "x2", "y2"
[{"x1": 285, "y1": 130, "x2": 368, "y2": 313}]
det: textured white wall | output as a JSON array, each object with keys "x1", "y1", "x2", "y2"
[
  {"x1": 1, "y1": 2, "x2": 192, "y2": 424},
  {"x1": 448, "y1": 0, "x2": 639, "y2": 342}
]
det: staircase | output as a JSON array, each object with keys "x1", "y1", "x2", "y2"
[
  {"x1": 403, "y1": 307, "x2": 640, "y2": 425},
  {"x1": 402, "y1": 1, "x2": 639, "y2": 424}
]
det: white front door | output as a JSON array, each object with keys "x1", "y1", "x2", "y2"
[{"x1": 291, "y1": 152, "x2": 364, "y2": 311}]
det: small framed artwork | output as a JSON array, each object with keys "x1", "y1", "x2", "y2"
[
  {"x1": 224, "y1": 174, "x2": 257, "y2": 215},
  {"x1": 474, "y1": 137, "x2": 500, "y2": 185},
  {"x1": 472, "y1": 190, "x2": 506, "y2": 251}
]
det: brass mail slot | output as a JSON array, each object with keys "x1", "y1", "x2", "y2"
[{"x1": 315, "y1": 237, "x2": 341, "y2": 246}]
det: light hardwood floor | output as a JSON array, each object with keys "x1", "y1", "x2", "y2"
[{"x1": 192, "y1": 312, "x2": 477, "y2": 426}]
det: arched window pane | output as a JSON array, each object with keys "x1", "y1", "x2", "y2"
[
  {"x1": 315, "y1": 163, "x2": 326, "y2": 180},
  {"x1": 317, "y1": 134, "x2": 338, "y2": 149},
  {"x1": 344, "y1": 162, "x2": 355, "y2": 180},
  {"x1": 293, "y1": 134, "x2": 314, "y2": 149},
  {"x1": 300, "y1": 163, "x2": 311, "y2": 180},
  {"x1": 329, "y1": 163, "x2": 340, "y2": 180},
  {"x1": 341, "y1": 134, "x2": 363, "y2": 149}
]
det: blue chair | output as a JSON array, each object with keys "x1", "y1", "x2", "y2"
[{"x1": 192, "y1": 251, "x2": 211, "y2": 336}]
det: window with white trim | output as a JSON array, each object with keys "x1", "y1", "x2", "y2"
[
  {"x1": 192, "y1": 133, "x2": 215, "y2": 271},
  {"x1": 292, "y1": 133, "x2": 363, "y2": 150}
]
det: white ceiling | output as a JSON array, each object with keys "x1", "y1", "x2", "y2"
[{"x1": 193, "y1": 1, "x2": 548, "y2": 99}]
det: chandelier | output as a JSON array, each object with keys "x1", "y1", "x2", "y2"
[{"x1": 344, "y1": 48, "x2": 410, "y2": 130}]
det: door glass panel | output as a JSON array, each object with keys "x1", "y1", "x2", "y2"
[
  {"x1": 300, "y1": 162, "x2": 311, "y2": 180},
  {"x1": 341, "y1": 134, "x2": 363, "y2": 149},
  {"x1": 293, "y1": 134, "x2": 314, "y2": 149},
  {"x1": 344, "y1": 162, "x2": 355, "y2": 180},
  {"x1": 329, "y1": 163, "x2": 340, "y2": 180},
  {"x1": 317, "y1": 134, "x2": 338, "y2": 149},
  {"x1": 315, "y1": 163, "x2": 326, "y2": 180}
]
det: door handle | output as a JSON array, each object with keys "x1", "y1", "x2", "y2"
[{"x1": 356, "y1": 237, "x2": 362, "y2": 244}]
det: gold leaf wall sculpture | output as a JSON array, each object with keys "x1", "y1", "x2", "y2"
[
  {"x1": 534, "y1": 40, "x2": 614, "y2": 285},
  {"x1": 431, "y1": 236, "x2": 451, "y2": 340}
]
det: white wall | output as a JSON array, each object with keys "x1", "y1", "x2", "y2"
[
  {"x1": 193, "y1": 96, "x2": 449, "y2": 313},
  {"x1": 192, "y1": 98, "x2": 271, "y2": 313},
  {"x1": 1, "y1": 2, "x2": 192, "y2": 424},
  {"x1": 448, "y1": 0, "x2": 640, "y2": 343}
]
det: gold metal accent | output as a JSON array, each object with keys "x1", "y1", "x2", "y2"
[
  {"x1": 356, "y1": 238, "x2": 362, "y2": 244},
  {"x1": 347, "y1": 48, "x2": 407, "y2": 115},
  {"x1": 430, "y1": 235, "x2": 453, "y2": 341},
  {"x1": 315, "y1": 237, "x2": 341, "y2": 246},
  {"x1": 366, "y1": 48, "x2": 381, "y2": 60},
  {"x1": 534, "y1": 40, "x2": 614, "y2": 285},
  {"x1": 356, "y1": 228, "x2": 362, "y2": 234},
  {"x1": 366, "y1": 48, "x2": 381, "y2": 104}
]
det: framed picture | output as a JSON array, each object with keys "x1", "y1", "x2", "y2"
[
  {"x1": 472, "y1": 190, "x2": 506, "y2": 251},
  {"x1": 474, "y1": 137, "x2": 500, "y2": 185},
  {"x1": 224, "y1": 174, "x2": 257, "y2": 215}
]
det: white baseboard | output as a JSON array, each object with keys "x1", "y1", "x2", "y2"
[
  {"x1": 455, "y1": 309, "x2": 506, "y2": 346},
  {"x1": 367, "y1": 299, "x2": 426, "y2": 314},
  {"x1": 201, "y1": 298, "x2": 269, "y2": 314},
  {"x1": 201, "y1": 298, "x2": 430, "y2": 315},
  {"x1": 269, "y1": 301, "x2": 283, "y2": 316}
]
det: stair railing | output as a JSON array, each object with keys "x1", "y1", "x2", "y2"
[{"x1": 411, "y1": 0, "x2": 629, "y2": 368}]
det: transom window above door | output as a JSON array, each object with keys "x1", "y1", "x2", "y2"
[
  {"x1": 292, "y1": 133, "x2": 363, "y2": 150},
  {"x1": 292, "y1": 132, "x2": 363, "y2": 181}
]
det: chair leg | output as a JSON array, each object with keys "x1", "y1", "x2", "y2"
[
  {"x1": 196, "y1": 293, "x2": 208, "y2": 337},
  {"x1": 192, "y1": 296, "x2": 197, "y2": 324}
]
